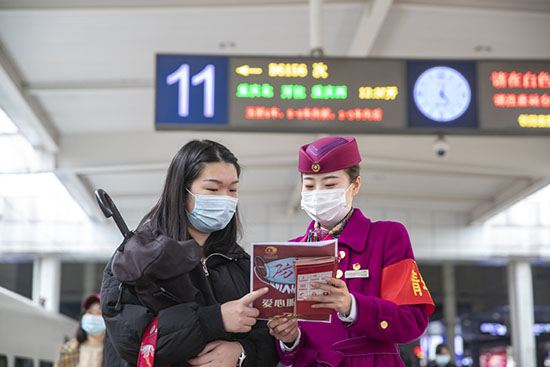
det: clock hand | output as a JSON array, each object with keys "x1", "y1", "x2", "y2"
[{"x1": 439, "y1": 89, "x2": 450, "y2": 104}]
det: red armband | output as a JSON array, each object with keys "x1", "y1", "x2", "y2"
[{"x1": 380, "y1": 258, "x2": 435, "y2": 316}]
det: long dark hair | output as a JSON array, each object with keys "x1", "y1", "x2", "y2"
[
  {"x1": 141, "y1": 140, "x2": 242, "y2": 255},
  {"x1": 75, "y1": 309, "x2": 88, "y2": 344}
]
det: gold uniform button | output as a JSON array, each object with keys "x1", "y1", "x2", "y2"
[
  {"x1": 380, "y1": 320, "x2": 389, "y2": 329},
  {"x1": 339, "y1": 250, "x2": 346, "y2": 259},
  {"x1": 336, "y1": 269, "x2": 344, "y2": 279}
]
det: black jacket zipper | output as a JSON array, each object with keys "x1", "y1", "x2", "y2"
[{"x1": 201, "y1": 252, "x2": 235, "y2": 276}]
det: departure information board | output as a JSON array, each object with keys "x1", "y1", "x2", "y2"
[
  {"x1": 228, "y1": 57, "x2": 406, "y2": 132},
  {"x1": 478, "y1": 61, "x2": 550, "y2": 131},
  {"x1": 155, "y1": 54, "x2": 550, "y2": 135}
]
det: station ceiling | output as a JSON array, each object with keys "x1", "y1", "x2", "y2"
[{"x1": 0, "y1": 0, "x2": 549, "y2": 229}]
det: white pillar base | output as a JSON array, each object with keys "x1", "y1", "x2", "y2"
[
  {"x1": 32, "y1": 257, "x2": 61, "y2": 313},
  {"x1": 83, "y1": 262, "x2": 97, "y2": 297},
  {"x1": 443, "y1": 263, "x2": 457, "y2": 363},
  {"x1": 507, "y1": 259, "x2": 536, "y2": 367}
]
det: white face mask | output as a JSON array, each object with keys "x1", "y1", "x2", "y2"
[
  {"x1": 186, "y1": 189, "x2": 238, "y2": 233},
  {"x1": 435, "y1": 355, "x2": 451, "y2": 366},
  {"x1": 81, "y1": 314, "x2": 106, "y2": 336},
  {"x1": 300, "y1": 184, "x2": 353, "y2": 228}
]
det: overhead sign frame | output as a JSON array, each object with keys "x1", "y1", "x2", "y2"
[{"x1": 155, "y1": 54, "x2": 550, "y2": 135}]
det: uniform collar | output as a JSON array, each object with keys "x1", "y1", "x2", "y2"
[
  {"x1": 296, "y1": 209, "x2": 371, "y2": 252},
  {"x1": 336, "y1": 208, "x2": 371, "y2": 252}
]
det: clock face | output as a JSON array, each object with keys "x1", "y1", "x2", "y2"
[{"x1": 413, "y1": 66, "x2": 472, "y2": 122}]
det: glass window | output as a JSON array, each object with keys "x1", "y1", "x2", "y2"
[
  {"x1": 15, "y1": 357, "x2": 33, "y2": 367},
  {"x1": 0, "y1": 261, "x2": 33, "y2": 299},
  {"x1": 486, "y1": 184, "x2": 550, "y2": 226}
]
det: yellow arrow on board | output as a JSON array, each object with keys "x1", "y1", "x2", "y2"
[{"x1": 236, "y1": 65, "x2": 263, "y2": 76}]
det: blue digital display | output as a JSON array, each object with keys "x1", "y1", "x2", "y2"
[
  {"x1": 408, "y1": 61, "x2": 477, "y2": 129},
  {"x1": 156, "y1": 55, "x2": 229, "y2": 126}
]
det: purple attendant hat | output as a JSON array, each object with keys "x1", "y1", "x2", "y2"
[{"x1": 298, "y1": 136, "x2": 361, "y2": 174}]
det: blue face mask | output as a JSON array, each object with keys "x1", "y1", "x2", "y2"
[
  {"x1": 186, "y1": 189, "x2": 238, "y2": 233},
  {"x1": 81, "y1": 314, "x2": 105, "y2": 336},
  {"x1": 435, "y1": 355, "x2": 451, "y2": 366}
]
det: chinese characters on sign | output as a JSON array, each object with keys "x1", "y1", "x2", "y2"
[
  {"x1": 233, "y1": 60, "x2": 397, "y2": 123},
  {"x1": 478, "y1": 62, "x2": 550, "y2": 130},
  {"x1": 229, "y1": 57, "x2": 406, "y2": 130},
  {"x1": 490, "y1": 71, "x2": 550, "y2": 89}
]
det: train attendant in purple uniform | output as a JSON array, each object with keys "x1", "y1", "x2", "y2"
[{"x1": 268, "y1": 136, "x2": 435, "y2": 367}]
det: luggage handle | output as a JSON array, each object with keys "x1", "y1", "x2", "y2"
[
  {"x1": 95, "y1": 189, "x2": 131, "y2": 238},
  {"x1": 95, "y1": 189, "x2": 165, "y2": 367}
]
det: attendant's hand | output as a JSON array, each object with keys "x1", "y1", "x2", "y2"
[
  {"x1": 221, "y1": 287, "x2": 268, "y2": 333},
  {"x1": 267, "y1": 317, "x2": 299, "y2": 344},
  {"x1": 305, "y1": 277, "x2": 352, "y2": 315},
  {"x1": 187, "y1": 341, "x2": 242, "y2": 367}
]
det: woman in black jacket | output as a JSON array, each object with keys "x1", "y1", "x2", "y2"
[{"x1": 100, "y1": 140, "x2": 279, "y2": 367}]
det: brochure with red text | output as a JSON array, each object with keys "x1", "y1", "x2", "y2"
[
  {"x1": 294, "y1": 256, "x2": 339, "y2": 322},
  {"x1": 250, "y1": 239, "x2": 337, "y2": 322}
]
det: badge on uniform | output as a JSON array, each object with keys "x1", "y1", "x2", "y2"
[{"x1": 345, "y1": 269, "x2": 369, "y2": 279}]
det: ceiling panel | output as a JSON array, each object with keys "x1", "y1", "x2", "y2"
[
  {"x1": 0, "y1": 0, "x2": 547, "y2": 11},
  {"x1": 0, "y1": 0, "x2": 362, "y2": 8},
  {"x1": 85, "y1": 171, "x2": 165, "y2": 195},
  {"x1": 1, "y1": 0, "x2": 549, "y2": 235},
  {"x1": 33, "y1": 89, "x2": 154, "y2": 133},
  {"x1": 355, "y1": 135, "x2": 550, "y2": 175},
  {"x1": 0, "y1": 4, "x2": 362, "y2": 83},
  {"x1": 396, "y1": 0, "x2": 550, "y2": 12},
  {"x1": 371, "y1": 4, "x2": 550, "y2": 59},
  {"x1": 360, "y1": 170, "x2": 516, "y2": 199}
]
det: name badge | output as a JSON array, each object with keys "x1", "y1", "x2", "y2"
[{"x1": 345, "y1": 269, "x2": 369, "y2": 279}]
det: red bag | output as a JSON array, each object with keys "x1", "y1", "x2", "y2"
[{"x1": 138, "y1": 317, "x2": 169, "y2": 367}]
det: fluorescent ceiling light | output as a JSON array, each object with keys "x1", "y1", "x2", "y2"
[
  {"x1": 0, "y1": 108, "x2": 18, "y2": 134},
  {"x1": 0, "y1": 135, "x2": 41, "y2": 173},
  {"x1": 0, "y1": 173, "x2": 88, "y2": 222}
]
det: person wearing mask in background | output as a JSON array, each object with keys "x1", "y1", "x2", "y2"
[
  {"x1": 54, "y1": 293, "x2": 104, "y2": 367},
  {"x1": 101, "y1": 140, "x2": 278, "y2": 367},
  {"x1": 268, "y1": 136, "x2": 435, "y2": 367},
  {"x1": 428, "y1": 344, "x2": 455, "y2": 367}
]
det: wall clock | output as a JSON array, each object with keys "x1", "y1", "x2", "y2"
[{"x1": 413, "y1": 66, "x2": 472, "y2": 122}]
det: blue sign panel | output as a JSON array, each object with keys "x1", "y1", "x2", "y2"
[
  {"x1": 407, "y1": 61, "x2": 477, "y2": 129},
  {"x1": 156, "y1": 55, "x2": 229, "y2": 126}
]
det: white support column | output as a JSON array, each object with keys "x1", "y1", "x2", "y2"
[
  {"x1": 507, "y1": 259, "x2": 536, "y2": 367},
  {"x1": 309, "y1": 0, "x2": 323, "y2": 55},
  {"x1": 443, "y1": 263, "x2": 456, "y2": 363},
  {"x1": 348, "y1": 0, "x2": 393, "y2": 57},
  {"x1": 83, "y1": 262, "x2": 97, "y2": 297},
  {"x1": 32, "y1": 257, "x2": 61, "y2": 312}
]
